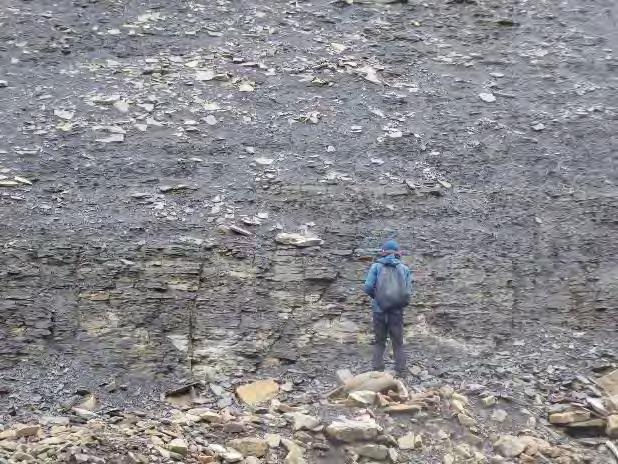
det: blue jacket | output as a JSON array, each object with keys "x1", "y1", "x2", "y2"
[{"x1": 363, "y1": 254, "x2": 413, "y2": 313}]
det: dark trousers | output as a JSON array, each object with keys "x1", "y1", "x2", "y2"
[{"x1": 372, "y1": 308, "x2": 406, "y2": 372}]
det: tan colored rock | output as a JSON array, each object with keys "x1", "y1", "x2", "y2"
[
  {"x1": 328, "y1": 371, "x2": 407, "y2": 399},
  {"x1": 284, "y1": 412, "x2": 322, "y2": 431},
  {"x1": 236, "y1": 379, "x2": 279, "y2": 406},
  {"x1": 607, "y1": 415, "x2": 618, "y2": 438},
  {"x1": 14, "y1": 424, "x2": 41, "y2": 438},
  {"x1": 482, "y1": 395, "x2": 497, "y2": 407},
  {"x1": 325, "y1": 418, "x2": 382, "y2": 442},
  {"x1": 397, "y1": 432, "x2": 416, "y2": 450},
  {"x1": 458, "y1": 413, "x2": 476, "y2": 427},
  {"x1": 491, "y1": 409, "x2": 508, "y2": 423},
  {"x1": 356, "y1": 444, "x2": 389, "y2": 460},
  {"x1": 452, "y1": 392, "x2": 469, "y2": 404},
  {"x1": 606, "y1": 395, "x2": 618, "y2": 413},
  {"x1": 275, "y1": 233, "x2": 323, "y2": 247},
  {"x1": 596, "y1": 369, "x2": 618, "y2": 396},
  {"x1": 0, "y1": 429, "x2": 16, "y2": 440},
  {"x1": 282, "y1": 438, "x2": 306, "y2": 464},
  {"x1": 494, "y1": 435, "x2": 527, "y2": 458},
  {"x1": 439, "y1": 385, "x2": 454, "y2": 399},
  {"x1": 0, "y1": 440, "x2": 18, "y2": 451},
  {"x1": 78, "y1": 395, "x2": 97, "y2": 411},
  {"x1": 549, "y1": 410, "x2": 590, "y2": 425},
  {"x1": 443, "y1": 453, "x2": 455, "y2": 464},
  {"x1": 228, "y1": 437, "x2": 268, "y2": 457},
  {"x1": 11, "y1": 451, "x2": 35, "y2": 462},
  {"x1": 455, "y1": 443, "x2": 473, "y2": 458},
  {"x1": 167, "y1": 438, "x2": 188, "y2": 456},
  {"x1": 187, "y1": 408, "x2": 223, "y2": 423},
  {"x1": 349, "y1": 390, "x2": 377, "y2": 406},
  {"x1": 383, "y1": 403, "x2": 422, "y2": 414},
  {"x1": 265, "y1": 433, "x2": 281, "y2": 448},
  {"x1": 451, "y1": 399, "x2": 466, "y2": 414}
]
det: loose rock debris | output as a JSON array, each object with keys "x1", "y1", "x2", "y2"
[{"x1": 0, "y1": 372, "x2": 599, "y2": 463}]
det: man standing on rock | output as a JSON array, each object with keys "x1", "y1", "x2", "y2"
[{"x1": 363, "y1": 240, "x2": 413, "y2": 376}]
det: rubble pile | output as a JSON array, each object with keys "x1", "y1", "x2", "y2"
[{"x1": 2, "y1": 371, "x2": 612, "y2": 463}]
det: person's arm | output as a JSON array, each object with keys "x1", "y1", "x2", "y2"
[{"x1": 363, "y1": 263, "x2": 380, "y2": 298}]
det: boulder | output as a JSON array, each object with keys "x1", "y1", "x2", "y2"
[
  {"x1": 236, "y1": 379, "x2": 279, "y2": 406},
  {"x1": 325, "y1": 418, "x2": 382, "y2": 443},
  {"x1": 227, "y1": 437, "x2": 268, "y2": 457}
]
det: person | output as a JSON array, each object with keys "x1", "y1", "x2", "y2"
[{"x1": 363, "y1": 239, "x2": 413, "y2": 376}]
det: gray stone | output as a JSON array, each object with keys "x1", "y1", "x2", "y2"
[
  {"x1": 356, "y1": 444, "x2": 389, "y2": 460},
  {"x1": 325, "y1": 418, "x2": 382, "y2": 443}
]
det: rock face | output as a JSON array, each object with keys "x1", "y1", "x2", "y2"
[
  {"x1": 325, "y1": 418, "x2": 382, "y2": 443},
  {"x1": 236, "y1": 379, "x2": 279, "y2": 406}
]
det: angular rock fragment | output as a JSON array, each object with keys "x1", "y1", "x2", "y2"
[
  {"x1": 167, "y1": 438, "x2": 188, "y2": 456},
  {"x1": 479, "y1": 92, "x2": 496, "y2": 103},
  {"x1": 236, "y1": 379, "x2": 279, "y2": 405},
  {"x1": 275, "y1": 233, "x2": 323, "y2": 247},
  {"x1": 494, "y1": 435, "x2": 527, "y2": 458},
  {"x1": 356, "y1": 443, "x2": 389, "y2": 460},
  {"x1": 549, "y1": 410, "x2": 591, "y2": 425},
  {"x1": 284, "y1": 412, "x2": 322, "y2": 431},
  {"x1": 282, "y1": 438, "x2": 306, "y2": 464},
  {"x1": 325, "y1": 418, "x2": 382, "y2": 442},
  {"x1": 597, "y1": 370, "x2": 618, "y2": 396},
  {"x1": 227, "y1": 437, "x2": 268, "y2": 457},
  {"x1": 397, "y1": 432, "x2": 416, "y2": 450}
]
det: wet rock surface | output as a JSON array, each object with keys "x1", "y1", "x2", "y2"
[{"x1": 0, "y1": 0, "x2": 617, "y2": 461}]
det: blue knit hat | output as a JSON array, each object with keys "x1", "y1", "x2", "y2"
[{"x1": 382, "y1": 239, "x2": 400, "y2": 252}]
